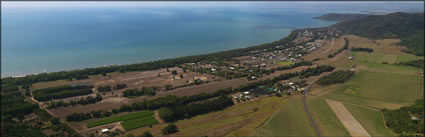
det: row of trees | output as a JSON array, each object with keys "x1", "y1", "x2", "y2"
[
  {"x1": 97, "y1": 83, "x2": 128, "y2": 92},
  {"x1": 158, "y1": 96, "x2": 234, "y2": 122},
  {"x1": 316, "y1": 70, "x2": 355, "y2": 85},
  {"x1": 47, "y1": 94, "x2": 103, "y2": 109},
  {"x1": 123, "y1": 87, "x2": 159, "y2": 97},
  {"x1": 395, "y1": 59, "x2": 424, "y2": 69},
  {"x1": 351, "y1": 47, "x2": 373, "y2": 52},
  {"x1": 97, "y1": 85, "x2": 112, "y2": 92},
  {"x1": 34, "y1": 88, "x2": 93, "y2": 102},
  {"x1": 328, "y1": 38, "x2": 349, "y2": 58},
  {"x1": 114, "y1": 83, "x2": 128, "y2": 90},
  {"x1": 33, "y1": 85, "x2": 94, "y2": 101}
]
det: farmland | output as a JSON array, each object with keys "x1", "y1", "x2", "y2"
[
  {"x1": 125, "y1": 96, "x2": 286, "y2": 137},
  {"x1": 87, "y1": 110, "x2": 154, "y2": 128},
  {"x1": 250, "y1": 97, "x2": 316, "y2": 136},
  {"x1": 121, "y1": 116, "x2": 158, "y2": 131},
  {"x1": 344, "y1": 103, "x2": 393, "y2": 136},
  {"x1": 307, "y1": 97, "x2": 350, "y2": 136},
  {"x1": 324, "y1": 70, "x2": 423, "y2": 106}
]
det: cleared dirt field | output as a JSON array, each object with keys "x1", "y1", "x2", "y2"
[{"x1": 326, "y1": 99, "x2": 370, "y2": 137}]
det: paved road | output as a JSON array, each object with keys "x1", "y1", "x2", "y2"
[
  {"x1": 302, "y1": 85, "x2": 321, "y2": 137},
  {"x1": 326, "y1": 99, "x2": 371, "y2": 137}
]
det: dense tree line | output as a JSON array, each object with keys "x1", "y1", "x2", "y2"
[
  {"x1": 97, "y1": 85, "x2": 112, "y2": 92},
  {"x1": 47, "y1": 94, "x2": 103, "y2": 109},
  {"x1": 2, "y1": 99, "x2": 81, "y2": 137},
  {"x1": 328, "y1": 38, "x2": 349, "y2": 58},
  {"x1": 1, "y1": 83, "x2": 19, "y2": 92},
  {"x1": 317, "y1": 70, "x2": 355, "y2": 85},
  {"x1": 382, "y1": 97, "x2": 424, "y2": 135},
  {"x1": 123, "y1": 87, "x2": 159, "y2": 97},
  {"x1": 66, "y1": 112, "x2": 92, "y2": 121},
  {"x1": 34, "y1": 89, "x2": 93, "y2": 102},
  {"x1": 332, "y1": 12, "x2": 424, "y2": 56},
  {"x1": 33, "y1": 85, "x2": 93, "y2": 101},
  {"x1": 1, "y1": 96, "x2": 39, "y2": 121},
  {"x1": 159, "y1": 96, "x2": 234, "y2": 122},
  {"x1": 395, "y1": 59, "x2": 424, "y2": 69},
  {"x1": 65, "y1": 65, "x2": 334, "y2": 121},
  {"x1": 351, "y1": 47, "x2": 373, "y2": 52}
]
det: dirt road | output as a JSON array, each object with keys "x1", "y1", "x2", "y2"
[{"x1": 326, "y1": 99, "x2": 370, "y2": 137}]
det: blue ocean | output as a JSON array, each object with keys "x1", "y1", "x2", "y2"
[{"x1": 3, "y1": 2, "x2": 420, "y2": 77}]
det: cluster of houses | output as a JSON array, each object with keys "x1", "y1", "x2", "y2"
[{"x1": 182, "y1": 28, "x2": 342, "y2": 81}]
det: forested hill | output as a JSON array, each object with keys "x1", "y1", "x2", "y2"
[
  {"x1": 313, "y1": 13, "x2": 371, "y2": 22},
  {"x1": 332, "y1": 12, "x2": 424, "y2": 56}
]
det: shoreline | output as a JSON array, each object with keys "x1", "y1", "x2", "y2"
[{"x1": 2, "y1": 30, "x2": 304, "y2": 79}]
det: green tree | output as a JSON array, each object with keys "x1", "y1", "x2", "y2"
[
  {"x1": 158, "y1": 107, "x2": 174, "y2": 122},
  {"x1": 138, "y1": 131, "x2": 153, "y2": 137},
  {"x1": 161, "y1": 123, "x2": 178, "y2": 135},
  {"x1": 171, "y1": 70, "x2": 177, "y2": 75}
]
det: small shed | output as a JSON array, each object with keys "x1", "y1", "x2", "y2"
[
  {"x1": 101, "y1": 129, "x2": 109, "y2": 133},
  {"x1": 412, "y1": 116, "x2": 420, "y2": 121}
]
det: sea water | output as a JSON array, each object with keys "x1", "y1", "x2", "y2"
[{"x1": 2, "y1": 6, "x2": 338, "y2": 77}]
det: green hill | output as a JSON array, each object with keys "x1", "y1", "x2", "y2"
[{"x1": 332, "y1": 12, "x2": 424, "y2": 56}]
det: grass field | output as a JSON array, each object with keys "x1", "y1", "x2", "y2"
[
  {"x1": 395, "y1": 55, "x2": 424, "y2": 63},
  {"x1": 307, "y1": 97, "x2": 350, "y2": 136},
  {"x1": 277, "y1": 61, "x2": 295, "y2": 66},
  {"x1": 355, "y1": 52, "x2": 398, "y2": 64},
  {"x1": 363, "y1": 62, "x2": 420, "y2": 76},
  {"x1": 87, "y1": 110, "x2": 154, "y2": 128},
  {"x1": 325, "y1": 70, "x2": 422, "y2": 105},
  {"x1": 249, "y1": 97, "x2": 316, "y2": 136},
  {"x1": 344, "y1": 104, "x2": 394, "y2": 136},
  {"x1": 121, "y1": 116, "x2": 158, "y2": 131},
  {"x1": 125, "y1": 96, "x2": 284, "y2": 137}
]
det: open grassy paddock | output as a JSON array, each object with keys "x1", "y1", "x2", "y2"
[
  {"x1": 324, "y1": 70, "x2": 423, "y2": 106},
  {"x1": 87, "y1": 110, "x2": 154, "y2": 128},
  {"x1": 344, "y1": 103, "x2": 393, "y2": 136},
  {"x1": 307, "y1": 97, "x2": 350, "y2": 136},
  {"x1": 277, "y1": 61, "x2": 295, "y2": 66},
  {"x1": 249, "y1": 96, "x2": 316, "y2": 136}
]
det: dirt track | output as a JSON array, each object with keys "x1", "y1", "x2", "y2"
[{"x1": 326, "y1": 99, "x2": 370, "y2": 137}]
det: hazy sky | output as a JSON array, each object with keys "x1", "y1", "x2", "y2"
[{"x1": 2, "y1": 1, "x2": 423, "y2": 8}]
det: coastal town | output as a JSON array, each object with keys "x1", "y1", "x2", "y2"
[{"x1": 2, "y1": 3, "x2": 423, "y2": 137}]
